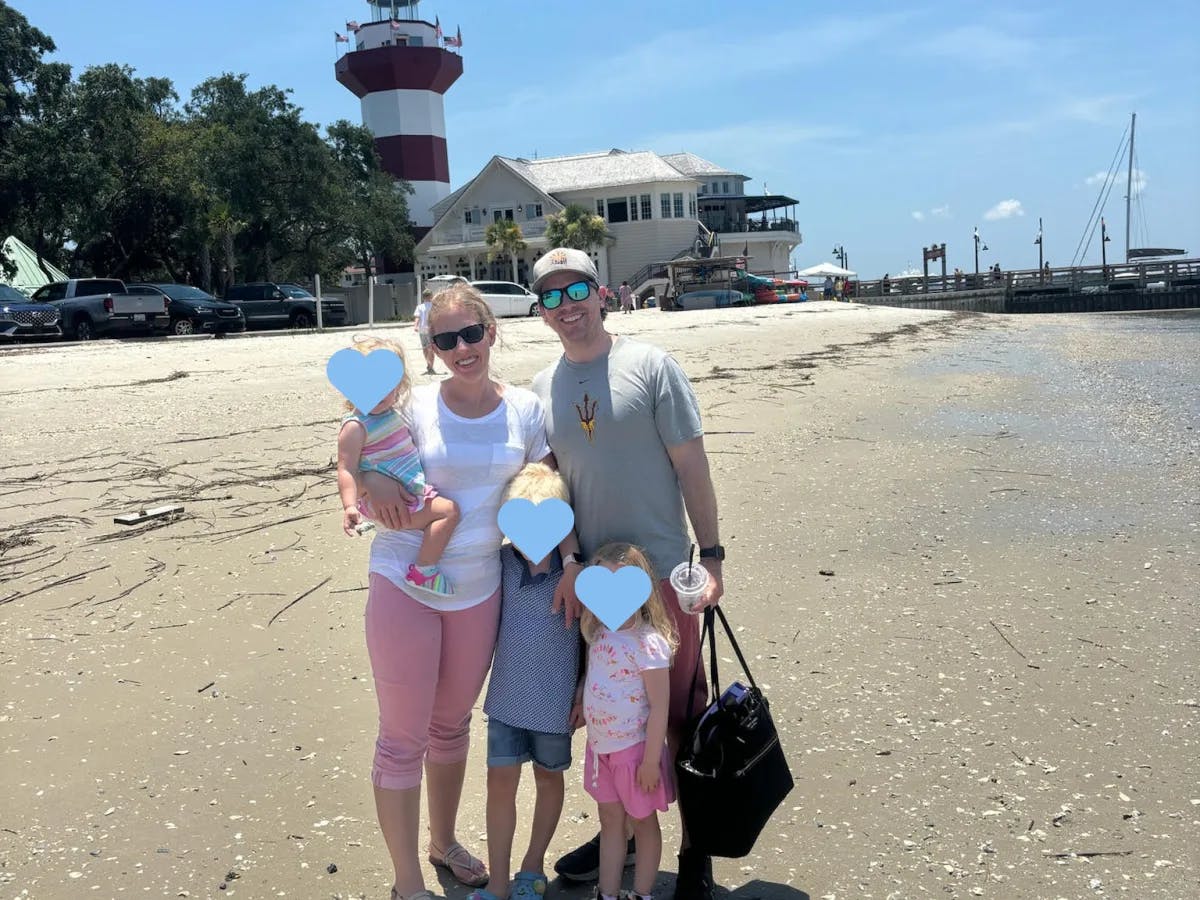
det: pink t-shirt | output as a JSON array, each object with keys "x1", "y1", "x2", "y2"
[{"x1": 583, "y1": 625, "x2": 672, "y2": 754}]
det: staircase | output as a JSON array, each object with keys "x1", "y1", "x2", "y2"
[{"x1": 627, "y1": 224, "x2": 719, "y2": 295}]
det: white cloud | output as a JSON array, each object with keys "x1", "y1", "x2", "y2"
[
  {"x1": 1085, "y1": 168, "x2": 1147, "y2": 195},
  {"x1": 911, "y1": 211, "x2": 926, "y2": 221},
  {"x1": 984, "y1": 199, "x2": 1025, "y2": 221},
  {"x1": 930, "y1": 205, "x2": 951, "y2": 218}
]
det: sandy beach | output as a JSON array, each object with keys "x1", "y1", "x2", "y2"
[{"x1": 1, "y1": 302, "x2": 1197, "y2": 900}]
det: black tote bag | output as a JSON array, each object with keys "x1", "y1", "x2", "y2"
[{"x1": 674, "y1": 606, "x2": 794, "y2": 858}]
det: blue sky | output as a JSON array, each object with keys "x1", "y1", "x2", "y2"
[{"x1": 14, "y1": 0, "x2": 1199, "y2": 277}]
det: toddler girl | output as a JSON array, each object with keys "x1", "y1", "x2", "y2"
[
  {"x1": 335, "y1": 336, "x2": 460, "y2": 600},
  {"x1": 580, "y1": 542, "x2": 679, "y2": 900}
]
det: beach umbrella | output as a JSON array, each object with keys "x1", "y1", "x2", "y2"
[{"x1": 796, "y1": 262, "x2": 856, "y2": 278}]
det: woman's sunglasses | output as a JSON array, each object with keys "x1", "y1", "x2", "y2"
[
  {"x1": 431, "y1": 323, "x2": 487, "y2": 352},
  {"x1": 539, "y1": 280, "x2": 594, "y2": 310}
]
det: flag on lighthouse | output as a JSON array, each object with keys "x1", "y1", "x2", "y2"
[
  {"x1": 444, "y1": 26, "x2": 463, "y2": 47},
  {"x1": 390, "y1": 20, "x2": 403, "y2": 31},
  {"x1": 334, "y1": 31, "x2": 349, "y2": 42},
  {"x1": 435, "y1": 16, "x2": 443, "y2": 41},
  {"x1": 345, "y1": 20, "x2": 360, "y2": 33}
]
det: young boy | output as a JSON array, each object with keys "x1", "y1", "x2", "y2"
[{"x1": 473, "y1": 463, "x2": 583, "y2": 900}]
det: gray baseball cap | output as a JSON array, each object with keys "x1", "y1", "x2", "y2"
[{"x1": 530, "y1": 247, "x2": 599, "y2": 294}]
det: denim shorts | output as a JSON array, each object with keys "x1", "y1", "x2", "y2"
[{"x1": 487, "y1": 718, "x2": 572, "y2": 771}]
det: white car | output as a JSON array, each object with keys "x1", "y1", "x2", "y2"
[{"x1": 470, "y1": 280, "x2": 539, "y2": 318}]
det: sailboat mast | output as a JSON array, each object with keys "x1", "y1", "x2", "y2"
[{"x1": 1125, "y1": 112, "x2": 1136, "y2": 263}]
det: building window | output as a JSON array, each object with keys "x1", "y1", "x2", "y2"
[
  {"x1": 722, "y1": 181, "x2": 730, "y2": 194},
  {"x1": 629, "y1": 196, "x2": 638, "y2": 221},
  {"x1": 661, "y1": 194, "x2": 671, "y2": 219},
  {"x1": 409, "y1": 35, "x2": 423, "y2": 46},
  {"x1": 712, "y1": 181, "x2": 719, "y2": 194},
  {"x1": 698, "y1": 184, "x2": 706, "y2": 195},
  {"x1": 640, "y1": 194, "x2": 652, "y2": 220},
  {"x1": 464, "y1": 209, "x2": 473, "y2": 225},
  {"x1": 597, "y1": 199, "x2": 605, "y2": 218},
  {"x1": 673, "y1": 192, "x2": 684, "y2": 218},
  {"x1": 688, "y1": 193, "x2": 696, "y2": 217},
  {"x1": 607, "y1": 198, "x2": 629, "y2": 223}
]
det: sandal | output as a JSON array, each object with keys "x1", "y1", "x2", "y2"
[
  {"x1": 466, "y1": 891, "x2": 505, "y2": 900},
  {"x1": 428, "y1": 840, "x2": 488, "y2": 888}
]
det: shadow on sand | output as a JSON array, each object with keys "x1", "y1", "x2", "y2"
[{"x1": 433, "y1": 869, "x2": 810, "y2": 900}]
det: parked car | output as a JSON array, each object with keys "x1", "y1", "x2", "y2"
[
  {"x1": 29, "y1": 278, "x2": 168, "y2": 340},
  {"x1": 126, "y1": 283, "x2": 246, "y2": 336},
  {"x1": 426, "y1": 274, "x2": 469, "y2": 297},
  {"x1": 1, "y1": 283, "x2": 62, "y2": 341},
  {"x1": 222, "y1": 282, "x2": 346, "y2": 329},
  {"x1": 469, "y1": 280, "x2": 539, "y2": 317}
]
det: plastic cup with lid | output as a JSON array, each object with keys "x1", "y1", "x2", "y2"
[{"x1": 669, "y1": 561, "x2": 710, "y2": 613}]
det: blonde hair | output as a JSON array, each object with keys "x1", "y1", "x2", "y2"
[
  {"x1": 340, "y1": 334, "x2": 412, "y2": 413},
  {"x1": 580, "y1": 542, "x2": 679, "y2": 653},
  {"x1": 429, "y1": 282, "x2": 497, "y2": 334},
  {"x1": 502, "y1": 462, "x2": 570, "y2": 506}
]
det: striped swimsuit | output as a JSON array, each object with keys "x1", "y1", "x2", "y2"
[{"x1": 344, "y1": 408, "x2": 429, "y2": 505}]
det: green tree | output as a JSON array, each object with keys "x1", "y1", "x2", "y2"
[
  {"x1": 485, "y1": 219, "x2": 526, "y2": 284},
  {"x1": 544, "y1": 203, "x2": 608, "y2": 252}
]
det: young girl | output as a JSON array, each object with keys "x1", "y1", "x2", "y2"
[
  {"x1": 580, "y1": 542, "x2": 679, "y2": 900},
  {"x1": 335, "y1": 335, "x2": 460, "y2": 601}
]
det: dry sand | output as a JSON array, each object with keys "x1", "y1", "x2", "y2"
[{"x1": 1, "y1": 302, "x2": 1196, "y2": 900}]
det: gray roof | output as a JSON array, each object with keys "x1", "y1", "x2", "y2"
[
  {"x1": 661, "y1": 151, "x2": 743, "y2": 179},
  {"x1": 509, "y1": 149, "x2": 695, "y2": 193}
]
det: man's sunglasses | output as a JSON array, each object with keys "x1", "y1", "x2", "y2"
[
  {"x1": 539, "y1": 280, "x2": 595, "y2": 310},
  {"x1": 431, "y1": 323, "x2": 487, "y2": 352}
]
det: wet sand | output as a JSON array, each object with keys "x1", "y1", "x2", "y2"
[{"x1": 1, "y1": 302, "x2": 1196, "y2": 899}]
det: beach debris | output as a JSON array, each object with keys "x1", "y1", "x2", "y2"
[
  {"x1": 268, "y1": 576, "x2": 332, "y2": 626},
  {"x1": 327, "y1": 863, "x2": 338, "y2": 874},
  {"x1": 197, "y1": 681, "x2": 216, "y2": 693},
  {"x1": 819, "y1": 569, "x2": 835, "y2": 577},
  {"x1": 113, "y1": 504, "x2": 185, "y2": 525},
  {"x1": 989, "y1": 619, "x2": 1040, "y2": 669}
]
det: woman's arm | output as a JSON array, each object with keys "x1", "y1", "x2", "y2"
[{"x1": 637, "y1": 666, "x2": 670, "y2": 792}]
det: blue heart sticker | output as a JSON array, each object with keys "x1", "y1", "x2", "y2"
[
  {"x1": 576, "y1": 565, "x2": 652, "y2": 632},
  {"x1": 497, "y1": 497, "x2": 574, "y2": 564},
  {"x1": 326, "y1": 348, "x2": 405, "y2": 413}
]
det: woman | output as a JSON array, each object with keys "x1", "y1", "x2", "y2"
[{"x1": 360, "y1": 283, "x2": 580, "y2": 900}]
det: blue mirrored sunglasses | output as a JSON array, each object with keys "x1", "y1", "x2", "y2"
[{"x1": 539, "y1": 280, "x2": 594, "y2": 310}]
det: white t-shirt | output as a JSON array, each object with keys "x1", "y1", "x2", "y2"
[
  {"x1": 368, "y1": 384, "x2": 550, "y2": 610},
  {"x1": 414, "y1": 301, "x2": 431, "y2": 335}
]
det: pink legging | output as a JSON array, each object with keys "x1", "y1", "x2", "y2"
[{"x1": 365, "y1": 572, "x2": 501, "y2": 791}]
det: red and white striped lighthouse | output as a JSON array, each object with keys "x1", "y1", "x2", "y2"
[{"x1": 336, "y1": 2, "x2": 462, "y2": 242}]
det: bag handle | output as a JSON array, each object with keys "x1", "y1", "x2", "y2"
[{"x1": 683, "y1": 605, "x2": 761, "y2": 723}]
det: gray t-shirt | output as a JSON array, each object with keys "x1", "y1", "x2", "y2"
[{"x1": 531, "y1": 336, "x2": 703, "y2": 580}]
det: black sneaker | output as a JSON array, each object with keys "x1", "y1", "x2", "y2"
[
  {"x1": 673, "y1": 848, "x2": 715, "y2": 900},
  {"x1": 552, "y1": 833, "x2": 636, "y2": 882}
]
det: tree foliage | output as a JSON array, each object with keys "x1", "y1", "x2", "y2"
[
  {"x1": 0, "y1": 2, "x2": 415, "y2": 289},
  {"x1": 485, "y1": 219, "x2": 526, "y2": 283},
  {"x1": 544, "y1": 203, "x2": 608, "y2": 252}
]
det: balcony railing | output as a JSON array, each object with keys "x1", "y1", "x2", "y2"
[
  {"x1": 432, "y1": 219, "x2": 549, "y2": 248},
  {"x1": 703, "y1": 217, "x2": 800, "y2": 235}
]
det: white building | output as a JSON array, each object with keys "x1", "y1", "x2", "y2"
[{"x1": 414, "y1": 148, "x2": 801, "y2": 296}]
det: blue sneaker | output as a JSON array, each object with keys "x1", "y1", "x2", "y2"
[{"x1": 511, "y1": 872, "x2": 547, "y2": 900}]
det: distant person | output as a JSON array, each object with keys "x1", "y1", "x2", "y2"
[
  {"x1": 618, "y1": 280, "x2": 633, "y2": 314},
  {"x1": 823, "y1": 275, "x2": 834, "y2": 300},
  {"x1": 598, "y1": 284, "x2": 610, "y2": 308},
  {"x1": 664, "y1": 281, "x2": 677, "y2": 311},
  {"x1": 953, "y1": 268, "x2": 963, "y2": 290},
  {"x1": 414, "y1": 289, "x2": 438, "y2": 375},
  {"x1": 881, "y1": 273, "x2": 891, "y2": 294},
  {"x1": 834, "y1": 277, "x2": 844, "y2": 301}
]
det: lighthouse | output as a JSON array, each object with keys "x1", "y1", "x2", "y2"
[{"x1": 336, "y1": 2, "x2": 462, "y2": 243}]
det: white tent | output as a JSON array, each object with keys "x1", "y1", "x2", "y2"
[
  {"x1": 796, "y1": 262, "x2": 856, "y2": 278},
  {"x1": 1, "y1": 236, "x2": 67, "y2": 294}
]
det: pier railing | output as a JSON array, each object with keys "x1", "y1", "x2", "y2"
[{"x1": 852, "y1": 258, "x2": 1200, "y2": 299}]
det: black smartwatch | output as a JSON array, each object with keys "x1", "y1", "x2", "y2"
[{"x1": 698, "y1": 544, "x2": 725, "y2": 561}]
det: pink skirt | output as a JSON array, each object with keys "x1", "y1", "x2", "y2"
[{"x1": 584, "y1": 740, "x2": 675, "y2": 820}]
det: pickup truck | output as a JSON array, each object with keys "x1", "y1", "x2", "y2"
[
  {"x1": 223, "y1": 282, "x2": 347, "y2": 329},
  {"x1": 29, "y1": 278, "x2": 169, "y2": 340}
]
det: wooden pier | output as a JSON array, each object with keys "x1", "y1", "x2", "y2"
[{"x1": 852, "y1": 259, "x2": 1200, "y2": 314}]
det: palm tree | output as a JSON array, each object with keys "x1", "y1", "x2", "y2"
[
  {"x1": 544, "y1": 203, "x2": 608, "y2": 253},
  {"x1": 485, "y1": 219, "x2": 526, "y2": 284}
]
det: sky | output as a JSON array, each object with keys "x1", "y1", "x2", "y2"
[{"x1": 12, "y1": 0, "x2": 1200, "y2": 278}]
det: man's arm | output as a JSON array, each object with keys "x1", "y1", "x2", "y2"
[{"x1": 666, "y1": 435, "x2": 724, "y2": 608}]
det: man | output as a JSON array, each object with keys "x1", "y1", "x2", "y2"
[
  {"x1": 413, "y1": 288, "x2": 438, "y2": 375},
  {"x1": 823, "y1": 274, "x2": 833, "y2": 300},
  {"x1": 529, "y1": 248, "x2": 725, "y2": 900}
]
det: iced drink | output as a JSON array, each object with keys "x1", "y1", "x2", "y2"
[{"x1": 670, "y1": 561, "x2": 710, "y2": 613}]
